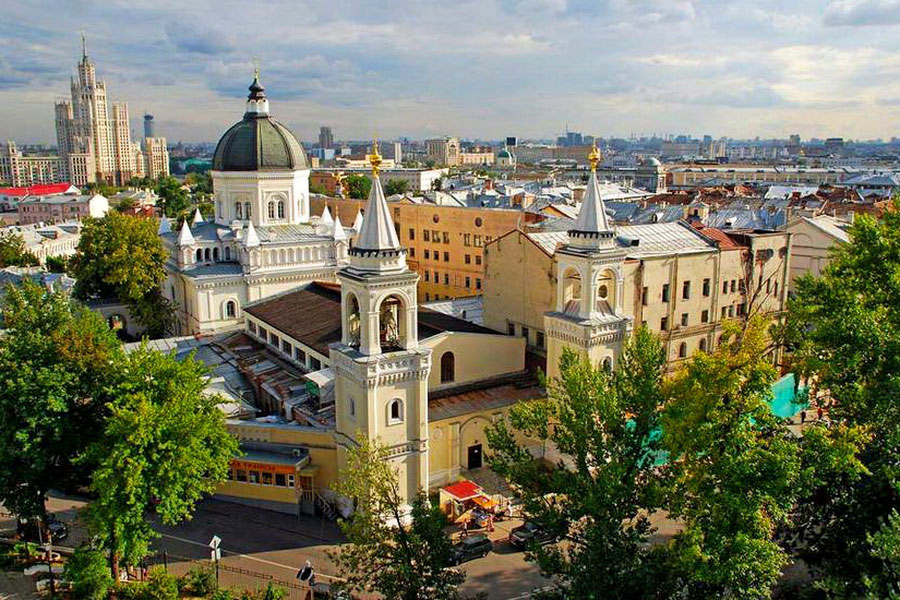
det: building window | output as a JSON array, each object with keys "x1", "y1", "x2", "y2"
[
  {"x1": 465, "y1": 276, "x2": 471, "y2": 288},
  {"x1": 702, "y1": 278, "x2": 710, "y2": 297},
  {"x1": 699, "y1": 338, "x2": 707, "y2": 352},
  {"x1": 662, "y1": 284, "x2": 670, "y2": 303},
  {"x1": 288, "y1": 474, "x2": 295, "y2": 487},
  {"x1": 521, "y1": 326, "x2": 529, "y2": 341},
  {"x1": 424, "y1": 271, "x2": 430, "y2": 282},
  {"x1": 440, "y1": 352, "x2": 455, "y2": 383},
  {"x1": 701, "y1": 309, "x2": 709, "y2": 323},
  {"x1": 270, "y1": 334, "x2": 279, "y2": 347},
  {"x1": 443, "y1": 251, "x2": 449, "y2": 262},
  {"x1": 348, "y1": 396, "x2": 355, "y2": 417},
  {"x1": 443, "y1": 273, "x2": 449, "y2": 285},
  {"x1": 507, "y1": 322, "x2": 515, "y2": 336},
  {"x1": 681, "y1": 313, "x2": 688, "y2": 327},
  {"x1": 774, "y1": 281, "x2": 779, "y2": 298},
  {"x1": 737, "y1": 303, "x2": 746, "y2": 316},
  {"x1": 425, "y1": 249, "x2": 430, "y2": 260},
  {"x1": 536, "y1": 331, "x2": 545, "y2": 348},
  {"x1": 213, "y1": 247, "x2": 220, "y2": 261},
  {"x1": 475, "y1": 255, "x2": 482, "y2": 266},
  {"x1": 766, "y1": 278, "x2": 771, "y2": 294},
  {"x1": 409, "y1": 248, "x2": 415, "y2": 258},
  {"x1": 474, "y1": 235, "x2": 483, "y2": 247},
  {"x1": 728, "y1": 306, "x2": 734, "y2": 317},
  {"x1": 602, "y1": 357, "x2": 612, "y2": 372},
  {"x1": 739, "y1": 279, "x2": 746, "y2": 293},
  {"x1": 465, "y1": 254, "x2": 471, "y2": 264},
  {"x1": 722, "y1": 306, "x2": 728, "y2": 319},
  {"x1": 432, "y1": 229, "x2": 440, "y2": 241},
  {"x1": 282, "y1": 340, "x2": 291, "y2": 354},
  {"x1": 388, "y1": 399, "x2": 404, "y2": 424},
  {"x1": 730, "y1": 280, "x2": 736, "y2": 293},
  {"x1": 722, "y1": 280, "x2": 728, "y2": 294},
  {"x1": 678, "y1": 342, "x2": 687, "y2": 358},
  {"x1": 225, "y1": 246, "x2": 231, "y2": 260},
  {"x1": 476, "y1": 278, "x2": 482, "y2": 290},
  {"x1": 475, "y1": 217, "x2": 483, "y2": 227},
  {"x1": 682, "y1": 281, "x2": 691, "y2": 300},
  {"x1": 409, "y1": 228, "x2": 415, "y2": 240},
  {"x1": 195, "y1": 248, "x2": 202, "y2": 263},
  {"x1": 294, "y1": 346, "x2": 306, "y2": 364},
  {"x1": 236, "y1": 469, "x2": 247, "y2": 482},
  {"x1": 249, "y1": 321, "x2": 257, "y2": 334},
  {"x1": 642, "y1": 286, "x2": 648, "y2": 306},
  {"x1": 310, "y1": 357, "x2": 321, "y2": 370},
  {"x1": 259, "y1": 326, "x2": 268, "y2": 339},
  {"x1": 433, "y1": 270, "x2": 439, "y2": 282},
  {"x1": 262, "y1": 472, "x2": 273, "y2": 486},
  {"x1": 443, "y1": 232, "x2": 450, "y2": 244},
  {"x1": 275, "y1": 473, "x2": 286, "y2": 487},
  {"x1": 268, "y1": 202, "x2": 275, "y2": 219},
  {"x1": 249, "y1": 470, "x2": 259, "y2": 484},
  {"x1": 661, "y1": 316, "x2": 669, "y2": 331},
  {"x1": 225, "y1": 300, "x2": 236, "y2": 318},
  {"x1": 277, "y1": 201, "x2": 285, "y2": 219},
  {"x1": 425, "y1": 292, "x2": 430, "y2": 301},
  {"x1": 235, "y1": 202, "x2": 242, "y2": 219},
  {"x1": 464, "y1": 233, "x2": 471, "y2": 246},
  {"x1": 423, "y1": 230, "x2": 430, "y2": 242}
]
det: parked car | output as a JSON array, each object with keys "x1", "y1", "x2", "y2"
[
  {"x1": 509, "y1": 521, "x2": 555, "y2": 549},
  {"x1": 451, "y1": 534, "x2": 493, "y2": 565},
  {"x1": 469, "y1": 508, "x2": 492, "y2": 528},
  {"x1": 17, "y1": 514, "x2": 69, "y2": 544}
]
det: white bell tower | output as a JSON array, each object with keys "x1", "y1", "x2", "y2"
[
  {"x1": 544, "y1": 144, "x2": 633, "y2": 379},
  {"x1": 330, "y1": 142, "x2": 432, "y2": 503}
]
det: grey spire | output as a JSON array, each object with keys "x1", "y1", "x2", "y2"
[
  {"x1": 572, "y1": 169, "x2": 612, "y2": 234},
  {"x1": 177, "y1": 220, "x2": 195, "y2": 245}
]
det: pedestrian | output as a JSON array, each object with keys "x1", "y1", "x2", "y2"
[
  {"x1": 800, "y1": 410, "x2": 806, "y2": 424},
  {"x1": 461, "y1": 520, "x2": 468, "y2": 538},
  {"x1": 487, "y1": 515, "x2": 494, "y2": 533}
]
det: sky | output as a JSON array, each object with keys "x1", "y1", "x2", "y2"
[{"x1": 3, "y1": 0, "x2": 900, "y2": 144}]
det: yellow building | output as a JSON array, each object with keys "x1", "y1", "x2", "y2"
[
  {"x1": 483, "y1": 148, "x2": 791, "y2": 371},
  {"x1": 784, "y1": 214, "x2": 849, "y2": 292},
  {"x1": 310, "y1": 195, "x2": 536, "y2": 301}
]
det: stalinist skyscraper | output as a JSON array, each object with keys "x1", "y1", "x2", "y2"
[{"x1": 55, "y1": 36, "x2": 169, "y2": 186}]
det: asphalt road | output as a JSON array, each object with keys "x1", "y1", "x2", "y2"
[{"x1": 3, "y1": 494, "x2": 548, "y2": 599}]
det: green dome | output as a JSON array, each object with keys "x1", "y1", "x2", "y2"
[
  {"x1": 213, "y1": 115, "x2": 308, "y2": 171},
  {"x1": 497, "y1": 148, "x2": 512, "y2": 159}
]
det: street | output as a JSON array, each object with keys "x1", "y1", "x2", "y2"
[{"x1": 2, "y1": 494, "x2": 548, "y2": 599}]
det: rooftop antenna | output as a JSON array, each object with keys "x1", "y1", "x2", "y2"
[
  {"x1": 79, "y1": 30, "x2": 87, "y2": 59},
  {"x1": 251, "y1": 55, "x2": 260, "y2": 79}
]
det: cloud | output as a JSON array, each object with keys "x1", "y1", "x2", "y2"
[
  {"x1": 164, "y1": 21, "x2": 234, "y2": 54},
  {"x1": 823, "y1": 0, "x2": 900, "y2": 26}
]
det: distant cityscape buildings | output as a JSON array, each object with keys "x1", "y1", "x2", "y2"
[{"x1": 143, "y1": 114, "x2": 155, "y2": 139}]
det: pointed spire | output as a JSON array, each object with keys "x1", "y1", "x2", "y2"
[
  {"x1": 333, "y1": 214, "x2": 347, "y2": 241},
  {"x1": 321, "y1": 205, "x2": 334, "y2": 225},
  {"x1": 177, "y1": 220, "x2": 195, "y2": 246},
  {"x1": 352, "y1": 209, "x2": 364, "y2": 232},
  {"x1": 244, "y1": 219, "x2": 260, "y2": 248},
  {"x1": 572, "y1": 142, "x2": 612, "y2": 235},
  {"x1": 81, "y1": 31, "x2": 87, "y2": 60},
  {"x1": 158, "y1": 217, "x2": 172, "y2": 235},
  {"x1": 192, "y1": 208, "x2": 203, "y2": 225},
  {"x1": 355, "y1": 141, "x2": 400, "y2": 251},
  {"x1": 245, "y1": 68, "x2": 269, "y2": 116}
]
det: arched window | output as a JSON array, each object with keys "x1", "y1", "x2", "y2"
[
  {"x1": 602, "y1": 357, "x2": 612, "y2": 372},
  {"x1": 235, "y1": 202, "x2": 242, "y2": 219},
  {"x1": 388, "y1": 399, "x2": 403, "y2": 424},
  {"x1": 213, "y1": 247, "x2": 219, "y2": 261},
  {"x1": 348, "y1": 397, "x2": 355, "y2": 417},
  {"x1": 195, "y1": 248, "x2": 202, "y2": 262},
  {"x1": 244, "y1": 202, "x2": 251, "y2": 218},
  {"x1": 440, "y1": 352, "x2": 455, "y2": 383},
  {"x1": 225, "y1": 300, "x2": 236, "y2": 318},
  {"x1": 699, "y1": 338, "x2": 707, "y2": 353},
  {"x1": 678, "y1": 342, "x2": 687, "y2": 358},
  {"x1": 277, "y1": 201, "x2": 285, "y2": 219},
  {"x1": 204, "y1": 248, "x2": 211, "y2": 262},
  {"x1": 224, "y1": 246, "x2": 231, "y2": 261},
  {"x1": 268, "y1": 201, "x2": 275, "y2": 219}
]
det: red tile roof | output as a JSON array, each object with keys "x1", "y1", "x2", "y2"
[
  {"x1": 442, "y1": 480, "x2": 483, "y2": 501},
  {"x1": 0, "y1": 183, "x2": 76, "y2": 197},
  {"x1": 691, "y1": 222, "x2": 743, "y2": 249}
]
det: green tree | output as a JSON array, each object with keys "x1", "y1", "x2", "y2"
[
  {"x1": 45, "y1": 254, "x2": 70, "y2": 274},
  {"x1": 384, "y1": 179, "x2": 409, "y2": 196},
  {"x1": 86, "y1": 345, "x2": 238, "y2": 578},
  {"x1": 487, "y1": 329, "x2": 669, "y2": 599},
  {"x1": 64, "y1": 546, "x2": 114, "y2": 600},
  {"x1": 783, "y1": 206, "x2": 900, "y2": 595},
  {"x1": 71, "y1": 212, "x2": 173, "y2": 337},
  {"x1": 660, "y1": 316, "x2": 801, "y2": 599},
  {"x1": 0, "y1": 280, "x2": 122, "y2": 526},
  {"x1": 155, "y1": 176, "x2": 189, "y2": 217},
  {"x1": 309, "y1": 183, "x2": 328, "y2": 196},
  {"x1": 0, "y1": 230, "x2": 39, "y2": 267},
  {"x1": 329, "y1": 434, "x2": 464, "y2": 600},
  {"x1": 345, "y1": 174, "x2": 372, "y2": 200},
  {"x1": 186, "y1": 172, "x2": 213, "y2": 197}
]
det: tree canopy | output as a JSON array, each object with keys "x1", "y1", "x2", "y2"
[
  {"x1": 155, "y1": 176, "x2": 190, "y2": 217},
  {"x1": 345, "y1": 175, "x2": 372, "y2": 200},
  {"x1": 71, "y1": 211, "x2": 173, "y2": 337},
  {"x1": 384, "y1": 179, "x2": 409, "y2": 196},
  {"x1": 0, "y1": 230, "x2": 39, "y2": 268},
  {"x1": 783, "y1": 206, "x2": 900, "y2": 596},
  {"x1": 487, "y1": 329, "x2": 669, "y2": 599},
  {"x1": 329, "y1": 434, "x2": 464, "y2": 600},
  {"x1": 0, "y1": 280, "x2": 122, "y2": 521}
]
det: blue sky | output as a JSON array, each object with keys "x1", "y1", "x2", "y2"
[{"x1": 3, "y1": 0, "x2": 900, "y2": 144}]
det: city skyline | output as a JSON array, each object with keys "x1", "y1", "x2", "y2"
[{"x1": 4, "y1": 0, "x2": 900, "y2": 144}]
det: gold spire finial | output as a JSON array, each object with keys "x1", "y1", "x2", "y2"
[
  {"x1": 368, "y1": 138, "x2": 382, "y2": 176},
  {"x1": 588, "y1": 140, "x2": 600, "y2": 172},
  {"x1": 252, "y1": 56, "x2": 260, "y2": 79}
]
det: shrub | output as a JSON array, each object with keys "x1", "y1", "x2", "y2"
[
  {"x1": 64, "y1": 547, "x2": 113, "y2": 600},
  {"x1": 210, "y1": 589, "x2": 234, "y2": 600},
  {"x1": 258, "y1": 582, "x2": 285, "y2": 600},
  {"x1": 144, "y1": 567, "x2": 179, "y2": 600},
  {"x1": 179, "y1": 565, "x2": 217, "y2": 597}
]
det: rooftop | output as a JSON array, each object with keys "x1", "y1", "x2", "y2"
[
  {"x1": 0, "y1": 183, "x2": 78, "y2": 197},
  {"x1": 525, "y1": 221, "x2": 719, "y2": 258}
]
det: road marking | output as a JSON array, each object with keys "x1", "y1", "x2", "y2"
[{"x1": 158, "y1": 532, "x2": 341, "y2": 582}]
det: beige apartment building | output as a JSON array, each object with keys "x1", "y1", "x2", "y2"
[
  {"x1": 0, "y1": 142, "x2": 63, "y2": 187},
  {"x1": 669, "y1": 165, "x2": 848, "y2": 188},
  {"x1": 17, "y1": 193, "x2": 110, "y2": 225},
  {"x1": 482, "y1": 158, "x2": 791, "y2": 370},
  {"x1": 311, "y1": 195, "x2": 538, "y2": 301},
  {"x1": 784, "y1": 214, "x2": 849, "y2": 292},
  {"x1": 426, "y1": 137, "x2": 461, "y2": 166}
]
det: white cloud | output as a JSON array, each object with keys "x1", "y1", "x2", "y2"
[{"x1": 824, "y1": 0, "x2": 900, "y2": 26}]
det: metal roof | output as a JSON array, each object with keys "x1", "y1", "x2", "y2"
[{"x1": 526, "y1": 221, "x2": 717, "y2": 258}]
